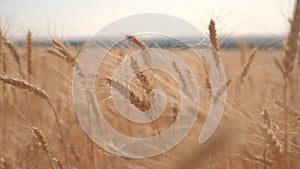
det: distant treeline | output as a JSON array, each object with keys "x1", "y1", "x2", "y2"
[{"x1": 15, "y1": 36, "x2": 285, "y2": 49}]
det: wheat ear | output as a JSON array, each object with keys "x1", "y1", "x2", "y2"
[
  {"x1": 282, "y1": 1, "x2": 300, "y2": 168},
  {"x1": 283, "y1": 0, "x2": 300, "y2": 78},
  {"x1": 32, "y1": 127, "x2": 49, "y2": 154},
  {"x1": 0, "y1": 76, "x2": 69, "y2": 168},
  {"x1": 33, "y1": 127, "x2": 64, "y2": 169},
  {"x1": 126, "y1": 35, "x2": 147, "y2": 50},
  {"x1": 206, "y1": 19, "x2": 221, "y2": 91},
  {"x1": 130, "y1": 56, "x2": 153, "y2": 94},
  {"x1": 209, "y1": 19, "x2": 220, "y2": 52},
  {"x1": 49, "y1": 39, "x2": 76, "y2": 66},
  {"x1": 261, "y1": 110, "x2": 283, "y2": 160},
  {"x1": 107, "y1": 77, "x2": 151, "y2": 111},
  {"x1": 240, "y1": 49, "x2": 257, "y2": 83},
  {"x1": 1, "y1": 36, "x2": 23, "y2": 76},
  {"x1": 0, "y1": 76, "x2": 48, "y2": 99}
]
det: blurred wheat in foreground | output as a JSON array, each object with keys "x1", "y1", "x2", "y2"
[{"x1": 0, "y1": 1, "x2": 300, "y2": 169}]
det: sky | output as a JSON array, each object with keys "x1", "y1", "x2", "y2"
[{"x1": 0, "y1": 0, "x2": 296, "y2": 39}]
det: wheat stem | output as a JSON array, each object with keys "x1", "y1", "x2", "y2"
[
  {"x1": 0, "y1": 76, "x2": 69, "y2": 169},
  {"x1": 282, "y1": 1, "x2": 300, "y2": 168},
  {"x1": 240, "y1": 49, "x2": 257, "y2": 83},
  {"x1": 27, "y1": 31, "x2": 33, "y2": 78},
  {"x1": 1, "y1": 36, "x2": 23, "y2": 77}
]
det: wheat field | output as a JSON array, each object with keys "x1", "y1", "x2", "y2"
[{"x1": 0, "y1": 1, "x2": 300, "y2": 169}]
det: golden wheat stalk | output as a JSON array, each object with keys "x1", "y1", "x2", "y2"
[
  {"x1": 50, "y1": 39, "x2": 76, "y2": 66},
  {"x1": 127, "y1": 36, "x2": 153, "y2": 92},
  {"x1": 32, "y1": 127, "x2": 63, "y2": 167},
  {"x1": 128, "y1": 89, "x2": 151, "y2": 111},
  {"x1": 1, "y1": 36, "x2": 23, "y2": 77},
  {"x1": 209, "y1": 19, "x2": 220, "y2": 52},
  {"x1": 261, "y1": 110, "x2": 283, "y2": 159},
  {"x1": 0, "y1": 76, "x2": 48, "y2": 99},
  {"x1": 205, "y1": 77, "x2": 211, "y2": 91},
  {"x1": 206, "y1": 19, "x2": 222, "y2": 92},
  {"x1": 171, "y1": 103, "x2": 178, "y2": 123},
  {"x1": 136, "y1": 72, "x2": 153, "y2": 94},
  {"x1": 32, "y1": 127, "x2": 49, "y2": 153},
  {"x1": 0, "y1": 75, "x2": 69, "y2": 167},
  {"x1": 126, "y1": 35, "x2": 147, "y2": 50},
  {"x1": 282, "y1": 1, "x2": 300, "y2": 168},
  {"x1": 106, "y1": 77, "x2": 161, "y2": 147},
  {"x1": 240, "y1": 49, "x2": 257, "y2": 83},
  {"x1": 27, "y1": 31, "x2": 33, "y2": 77},
  {"x1": 47, "y1": 49, "x2": 65, "y2": 60},
  {"x1": 51, "y1": 39, "x2": 70, "y2": 56},
  {"x1": 130, "y1": 56, "x2": 153, "y2": 94},
  {"x1": 2, "y1": 52, "x2": 7, "y2": 74},
  {"x1": 107, "y1": 77, "x2": 151, "y2": 111},
  {"x1": 283, "y1": 0, "x2": 300, "y2": 78}
]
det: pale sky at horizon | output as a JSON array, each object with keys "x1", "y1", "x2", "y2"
[{"x1": 0, "y1": 0, "x2": 296, "y2": 39}]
